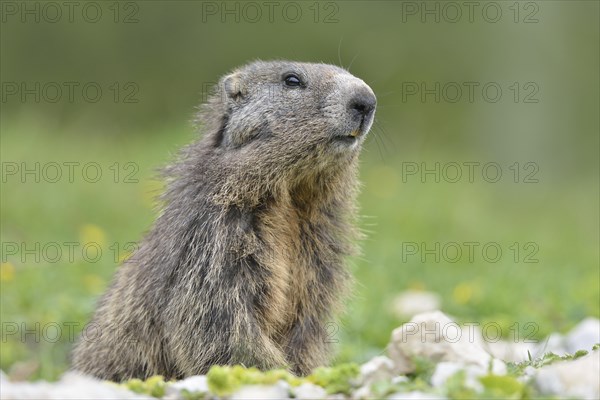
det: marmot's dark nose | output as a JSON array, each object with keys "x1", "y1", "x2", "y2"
[{"x1": 349, "y1": 89, "x2": 376, "y2": 118}]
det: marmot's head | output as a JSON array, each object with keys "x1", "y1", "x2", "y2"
[{"x1": 195, "y1": 60, "x2": 376, "y2": 205}]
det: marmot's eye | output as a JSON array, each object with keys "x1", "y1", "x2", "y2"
[{"x1": 283, "y1": 74, "x2": 303, "y2": 88}]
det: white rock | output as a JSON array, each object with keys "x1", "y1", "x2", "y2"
[
  {"x1": 518, "y1": 366, "x2": 536, "y2": 384},
  {"x1": 230, "y1": 383, "x2": 289, "y2": 400},
  {"x1": 0, "y1": 372, "x2": 149, "y2": 399},
  {"x1": 165, "y1": 375, "x2": 208, "y2": 398},
  {"x1": 276, "y1": 380, "x2": 291, "y2": 394},
  {"x1": 492, "y1": 358, "x2": 506, "y2": 375},
  {"x1": 535, "y1": 318, "x2": 600, "y2": 358},
  {"x1": 293, "y1": 382, "x2": 327, "y2": 400},
  {"x1": 524, "y1": 365, "x2": 536, "y2": 377},
  {"x1": 353, "y1": 360, "x2": 410, "y2": 400},
  {"x1": 534, "y1": 351, "x2": 600, "y2": 399},
  {"x1": 536, "y1": 332, "x2": 567, "y2": 356},
  {"x1": 483, "y1": 340, "x2": 537, "y2": 363},
  {"x1": 391, "y1": 291, "x2": 441, "y2": 318},
  {"x1": 430, "y1": 362, "x2": 462, "y2": 388},
  {"x1": 360, "y1": 356, "x2": 396, "y2": 386},
  {"x1": 388, "y1": 311, "x2": 506, "y2": 375},
  {"x1": 387, "y1": 390, "x2": 446, "y2": 399},
  {"x1": 458, "y1": 324, "x2": 533, "y2": 365},
  {"x1": 430, "y1": 362, "x2": 483, "y2": 392},
  {"x1": 351, "y1": 385, "x2": 371, "y2": 400},
  {"x1": 565, "y1": 317, "x2": 600, "y2": 353},
  {"x1": 391, "y1": 376, "x2": 409, "y2": 385}
]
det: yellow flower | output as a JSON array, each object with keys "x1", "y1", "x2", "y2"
[
  {"x1": 0, "y1": 262, "x2": 15, "y2": 282},
  {"x1": 453, "y1": 282, "x2": 474, "y2": 305},
  {"x1": 79, "y1": 224, "x2": 106, "y2": 248}
]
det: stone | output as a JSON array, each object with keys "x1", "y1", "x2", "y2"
[
  {"x1": 350, "y1": 385, "x2": 371, "y2": 400},
  {"x1": 534, "y1": 351, "x2": 600, "y2": 400},
  {"x1": 536, "y1": 332, "x2": 568, "y2": 356},
  {"x1": 230, "y1": 382, "x2": 290, "y2": 400},
  {"x1": 518, "y1": 366, "x2": 536, "y2": 384},
  {"x1": 387, "y1": 390, "x2": 446, "y2": 399},
  {"x1": 165, "y1": 375, "x2": 208, "y2": 398},
  {"x1": 0, "y1": 371, "x2": 149, "y2": 399},
  {"x1": 391, "y1": 290, "x2": 441, "y2": 318},
  {"x1": 430, "y1": 362, "x2": 483, "y2": 392},
  {"x1": 293, "y1": 382, "x2": 327, "y2": 400},
  {"x1": 565, "y1": 317, "x2": 600, "y2": 353},
  {"x1": 360, "y1": 356, "x2": 396, "y2": 386},
  {"x1": 388, "y1": 311, "x2": 506, "y2": 375},
  {"x1": 484, "y1": 340, "x2": 537, "y2": 363},
  {"x1": 391, "y1": 376, "x2": 409, "y2": 385}
]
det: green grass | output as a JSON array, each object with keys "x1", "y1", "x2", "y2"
[{"x1": 1, "y1": 123, "x2": 598, "y2": 381}]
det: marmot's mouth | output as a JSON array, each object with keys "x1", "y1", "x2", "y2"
[{"x1": 333, "y1": 133, "x2": 360, "y2": 144}]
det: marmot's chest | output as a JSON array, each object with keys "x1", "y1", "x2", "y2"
[{"x1": 256, "y1": 207, "x2": 320, "y2": 337}]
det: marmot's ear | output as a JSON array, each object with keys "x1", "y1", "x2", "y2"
[{"x1": 222, "y1": 73, "x2": 246, "y2": 101}]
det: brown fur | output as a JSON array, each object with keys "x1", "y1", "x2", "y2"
[{"x1": 71, "y1": 60, "x2": 376, "y2": 380}]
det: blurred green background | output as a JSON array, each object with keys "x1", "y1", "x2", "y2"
[{"x1": 1, "y1": 1, "x2": 598, "y2": 381}]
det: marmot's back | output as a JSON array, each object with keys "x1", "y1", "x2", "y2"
[{"x1": 71, "y1": 60, "x2": 376, "y2": 380}]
